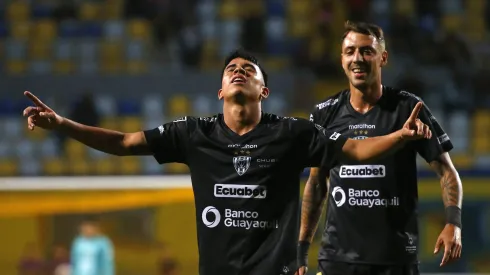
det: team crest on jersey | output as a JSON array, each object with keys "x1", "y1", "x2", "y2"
[{"x1": 233, "y1": 150, "x2": 251, "y2": 176}]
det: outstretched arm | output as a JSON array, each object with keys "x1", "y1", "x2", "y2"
[
  {"x1": 22, "y1": 91, "x2": 151, "y2": 156},
  {"x1": 341, "y1": 102, "x2": 431, "y2": 162},
  {"x1": 430, "y1": 153, "x2": 463, "y2": 266}
]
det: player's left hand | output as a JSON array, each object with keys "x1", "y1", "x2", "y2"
[
  {"x1": 294, "y1": 266, "x2": 307, "y2": 275},
  {"x1": 400, "y1": 102, "x2": 432, "y2": 141},
  {"x1": 434, "y1": 223, "x2": 462, "y2": 266}
]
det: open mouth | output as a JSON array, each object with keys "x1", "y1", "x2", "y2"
[
  {"x1": 231, "y1": 76, "x2": 246, "y2": 84},
  {"x1": 351, "y1": 67, "x2": 367, "y2": 78}
]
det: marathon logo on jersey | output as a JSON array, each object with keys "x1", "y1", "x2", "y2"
[
  {"x1": 348, "y1": 124, "x2": 375, "y2": 130},
  {"x1": 201, "y1": 206, "x2": 279, "y2": 230},
  {"x1": 339, "y1": 165, "x2": 386, "y2": 178},
  {"x1": 228, "y1": 144, "x2": 258, "y2": 149},
  {"x1": 332, "y1": 187, "x2": 400, "y2": 208},
  {"x1": 214, "y1": 184, "x2": 267, "y2": 199}
]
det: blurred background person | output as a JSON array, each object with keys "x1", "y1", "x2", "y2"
[{"x1": 71, "y1": 218, "x2": 114, "y2": 275}]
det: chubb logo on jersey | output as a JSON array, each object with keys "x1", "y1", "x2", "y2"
[
  {"x1": 202, "y1": 206, "x2": 279, "y2": 230},
  {"x1": 214, "y1": 184, "x2": 267, "y2": 199},
  {"x1": 339, "y1": 165, "x2": 386, "y2": 178},
  {"x1": 332, "y1": 186, "x2": 399, "y2": 208}
]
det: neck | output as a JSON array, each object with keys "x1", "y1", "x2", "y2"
[
  {"x1": 223, "y1": 102, "x2": 262, "y2": 136},
  {"x1": 350, "y1": 81, "x2": 383, "y2": 114}
]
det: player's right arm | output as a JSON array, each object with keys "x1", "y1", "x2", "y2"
[
  {"x1": 22, "y1": 91, "x2": 150, "y2": 156},
  {"x1": 341, "y1": 102, "x2": 431, "y2": 161}
]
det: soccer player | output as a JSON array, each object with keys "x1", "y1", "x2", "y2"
[
  {"x1": 298, "y1": 22, "x2": 463, "y2": 275},
  {"x1": 23, "y1": 49, "x2": 431, "y2": 275}
]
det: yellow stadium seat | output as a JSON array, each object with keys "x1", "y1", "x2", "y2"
[
  {"x1": 394, "y1": 0, "x2": 414, "y2": 16},
  {"x1": 288, "y1": 20, "x2": 312, "y2": 38},
  {"x1": 289, "y1": 111, "x2": 309, "y2": 119},
  {"x1": 0, "y1": 159, "x2": 18, "y2": 176},
  {"x1": 28, "y1": 42, "x2": 52, "y2": 60},
  {"x1": 25, "y1": 126, "x2": 48, "y2": 140},
  {"x1": 127, "y1": 19, "x2": 151, "y2": 40},
  {"x1": 7, "y1": 1, "x2": 30, "y2": 22},
  {"x1": 465, "y1": 17, "x2": 486, "y2": 43},
  {"x1": 120, "y1": 116, "x2": 143, "y2": 133},
  {"x1": 466, "y1": 0, "x2": 485, "y2": 13},
  {"x1": 68, "y1": 159, "x2": 91, "y2": 175},
  {"x1": 313, "y1": 80, "x2": 345, "y2": 101},
  {"x1": 11, "y1": 22, "x2": 30, "y2": 40},
  {"x1": 79, "y1": 2, "x2": 100, "y2": 21},
  {"x1": 472, "y1": 110, "x2": 490, "y2": 154},
  {"x1": 242, "y1": 0, "x2": 264, "y2": 17},
  {"x1": 100, "y1": 117, "x2": 120, "y2": 131},
  {"x1": 309, "y1": 35, "x2": 328, "y2": 60},
  {"x1": 119, "y1": 157, "x2": 141, "y2": 175},
  {"x1": 100, "y1": 41, "x2": 123, "y2": 61},
  {"x1": 126, "y1": 60, "x2": 148, "y2": 75},
  {"x1": 101, "y1": 60, "x2": 124, "y2": 74},
  {"x1": 5, "y1": 60, "x2": 27, "y2": 74},
  {"x1": 31, "y1": 19, "x2": 57, "y2": 41},
  {"x1": 264, "y1": 57, "x2": 289, "y2": 71},
  {"x1": 94, "y1": 157, "x2": 117, "y2": 175},
  {"x1": 102, "y1": 1, "x2": 123, "y2": 20},
  {"x1": 166, "y1": 163, "x2": 189, "y2": 174},
  {"x1": 219, "y1": 0, "x2": 240, "y2": 19},
  {"x1": 43, "y1": 157, "x2": 66, "y2": 175},
  {"x1": 441, "y1": 15, "x2": 462, "y2": 32},
  {"x1": 53, "y1": 60, "x2": 75, "y2": 74},
  {"x1": 169, "y1": 95, "x2": 190, "y2": 117},
  {"x1": 288, "y1": 0, "x2": 310, "y2": 17},
  {"x1": 65, "y1": 139, "x2": 87, "y2": 159},
  {"x1": 450, "y1": 154, "x2": 473, "y2": 169}
]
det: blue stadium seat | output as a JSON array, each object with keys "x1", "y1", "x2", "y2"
[
  {"x1": 0, "y1": 98, "x2": 16, "y2": 116},
  {"x1": 59, "y1": 20, "x2": 81, "y2": 38},
  {"x1": 31, "y1": 3, "x2": 53, "y2": 18},
  {"x1": 126, "y1": 40, "x2": 145, "y2": 60},
  {"x1": 103, "y1": 20, "x2": 125, "y2": 41},
  {"x1": 266, "y1": 0, "x2": 286, "y2": 17},
  {"x1": 0, "y1": 22, "x2": 8, "y2": 39},
  {"x1": 117, "y1": 99, "x2": 141, "y2": 115},
  {"x1": 79, "y1": 22, "x2": 103, "y2": 38}
]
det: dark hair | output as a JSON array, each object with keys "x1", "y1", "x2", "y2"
[
  {"x1": 342, "y1": 21, "x2": 386, "y2": 49},
  {"x1": 222, "y1": 49, "x2": 268, "y2": 86},
  {"x1": 81, "y1": 216, "x2": 99, "y2": 224}
]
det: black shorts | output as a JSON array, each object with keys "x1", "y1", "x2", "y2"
[{"x1": 318, "y1": 260, "x2": 420, "y2": 275}]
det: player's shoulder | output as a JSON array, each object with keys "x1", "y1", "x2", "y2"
[
  {"x1": 384, "y1": 86, "x2": 423, "y2": 105},
  {"x1": 262, "y1": 112, "x2": 310, "y2": 127},
  {"x1": 312, "y1": 89, "x2": 349, "y2": 114},
  {"x1": 171, "y1": 115, "x2": 219, "y2": 129}
]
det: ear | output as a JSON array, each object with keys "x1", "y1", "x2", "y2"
[
  {"x1": 260, "y1": 87, "x2": 269, "y2": 100},
  {"x1": 380, "y1": 51, "x2": 388, "y2": 67},
  {"x1": 218, "y1": 89, "x2": 223, "y2": 100}
]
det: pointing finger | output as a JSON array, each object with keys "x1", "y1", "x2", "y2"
[
  {"x1": 24, "y1": 91, "x2": 49, "y2": 109},
  {"x1": 408, "y1": 102, "x2": 423, "y2": 121}
]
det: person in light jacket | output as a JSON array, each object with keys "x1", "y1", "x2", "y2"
[{"x1": 71, "y1": 218, "x2": 114, "y2": 275}]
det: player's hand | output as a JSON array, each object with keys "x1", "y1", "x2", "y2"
[
  {"x1": 434, "y1": 223, "x2": 462, "y2": 266},
  {"x1": 400, "y1": 102, "x2": 432, "y2": 141},
  {"x1": 22, "y1": 91, "x2": 63, "y2": 131},
  {"x1": 294, "y1": 266, "x2": 307, "y2": 275}
]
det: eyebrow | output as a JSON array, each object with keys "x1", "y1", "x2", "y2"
[{"x1": 225, "y1": 63, "x2": 257, "y2": 71}]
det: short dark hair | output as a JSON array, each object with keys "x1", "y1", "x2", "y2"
[
  {"x1": 342, "y1": 21, "x2": 386, "y2": 49},
  {"x1": 222, "y1": 49, "x2": 268, "y2": 86}
]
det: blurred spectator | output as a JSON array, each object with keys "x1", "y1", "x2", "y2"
[
  {"x1": 71, "y1": 218, "x2": 114, "y2": 275},
  {"x1": 46, "y1": 246, "x2": 70, "y2": 275},
  {"x1": 57, "y1": 91, "x2": 100, "y2": 152},
  {"x1": 156, "y1": 243, "x2": 179, "y2": 275},
  {"x1": 18, "y1": 243, "x2": 46, "y2": 275}
]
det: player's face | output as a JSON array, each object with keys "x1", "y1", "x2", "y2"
[
  {"x1": 80, "y1": 223, "x2": 98, "y2": 237},
  {"x1": 219, "y1": 58, "x2": 269, "y2": 102},
  {"x1": 341, "y1": 31, "x2": 388, "y2": 89}
]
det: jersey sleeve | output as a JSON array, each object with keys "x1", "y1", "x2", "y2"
[
  {"x1": 414, "y1": 103, "x2": 454, "y2": 162},
  {"x1": 143, "y1": 116, "x2": 192, "y2": 164},
  {"x1": 300, "y1": 122, "x2": 347, "y2": 169}
]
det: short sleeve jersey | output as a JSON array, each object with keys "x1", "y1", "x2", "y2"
[
  {"x1": 144, "y1": 113, "x2": 347, "y2": 275},
  {"x1": 310, "y1": 87, "x2": 453, "y2": 264}
]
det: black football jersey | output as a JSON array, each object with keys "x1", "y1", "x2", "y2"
[
  {"x1": 144, "y1": 113, "x2": 347, "y2": 275},
  {"x1": 311, "y1": 87, "x2": 453, "y2": 264}
]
